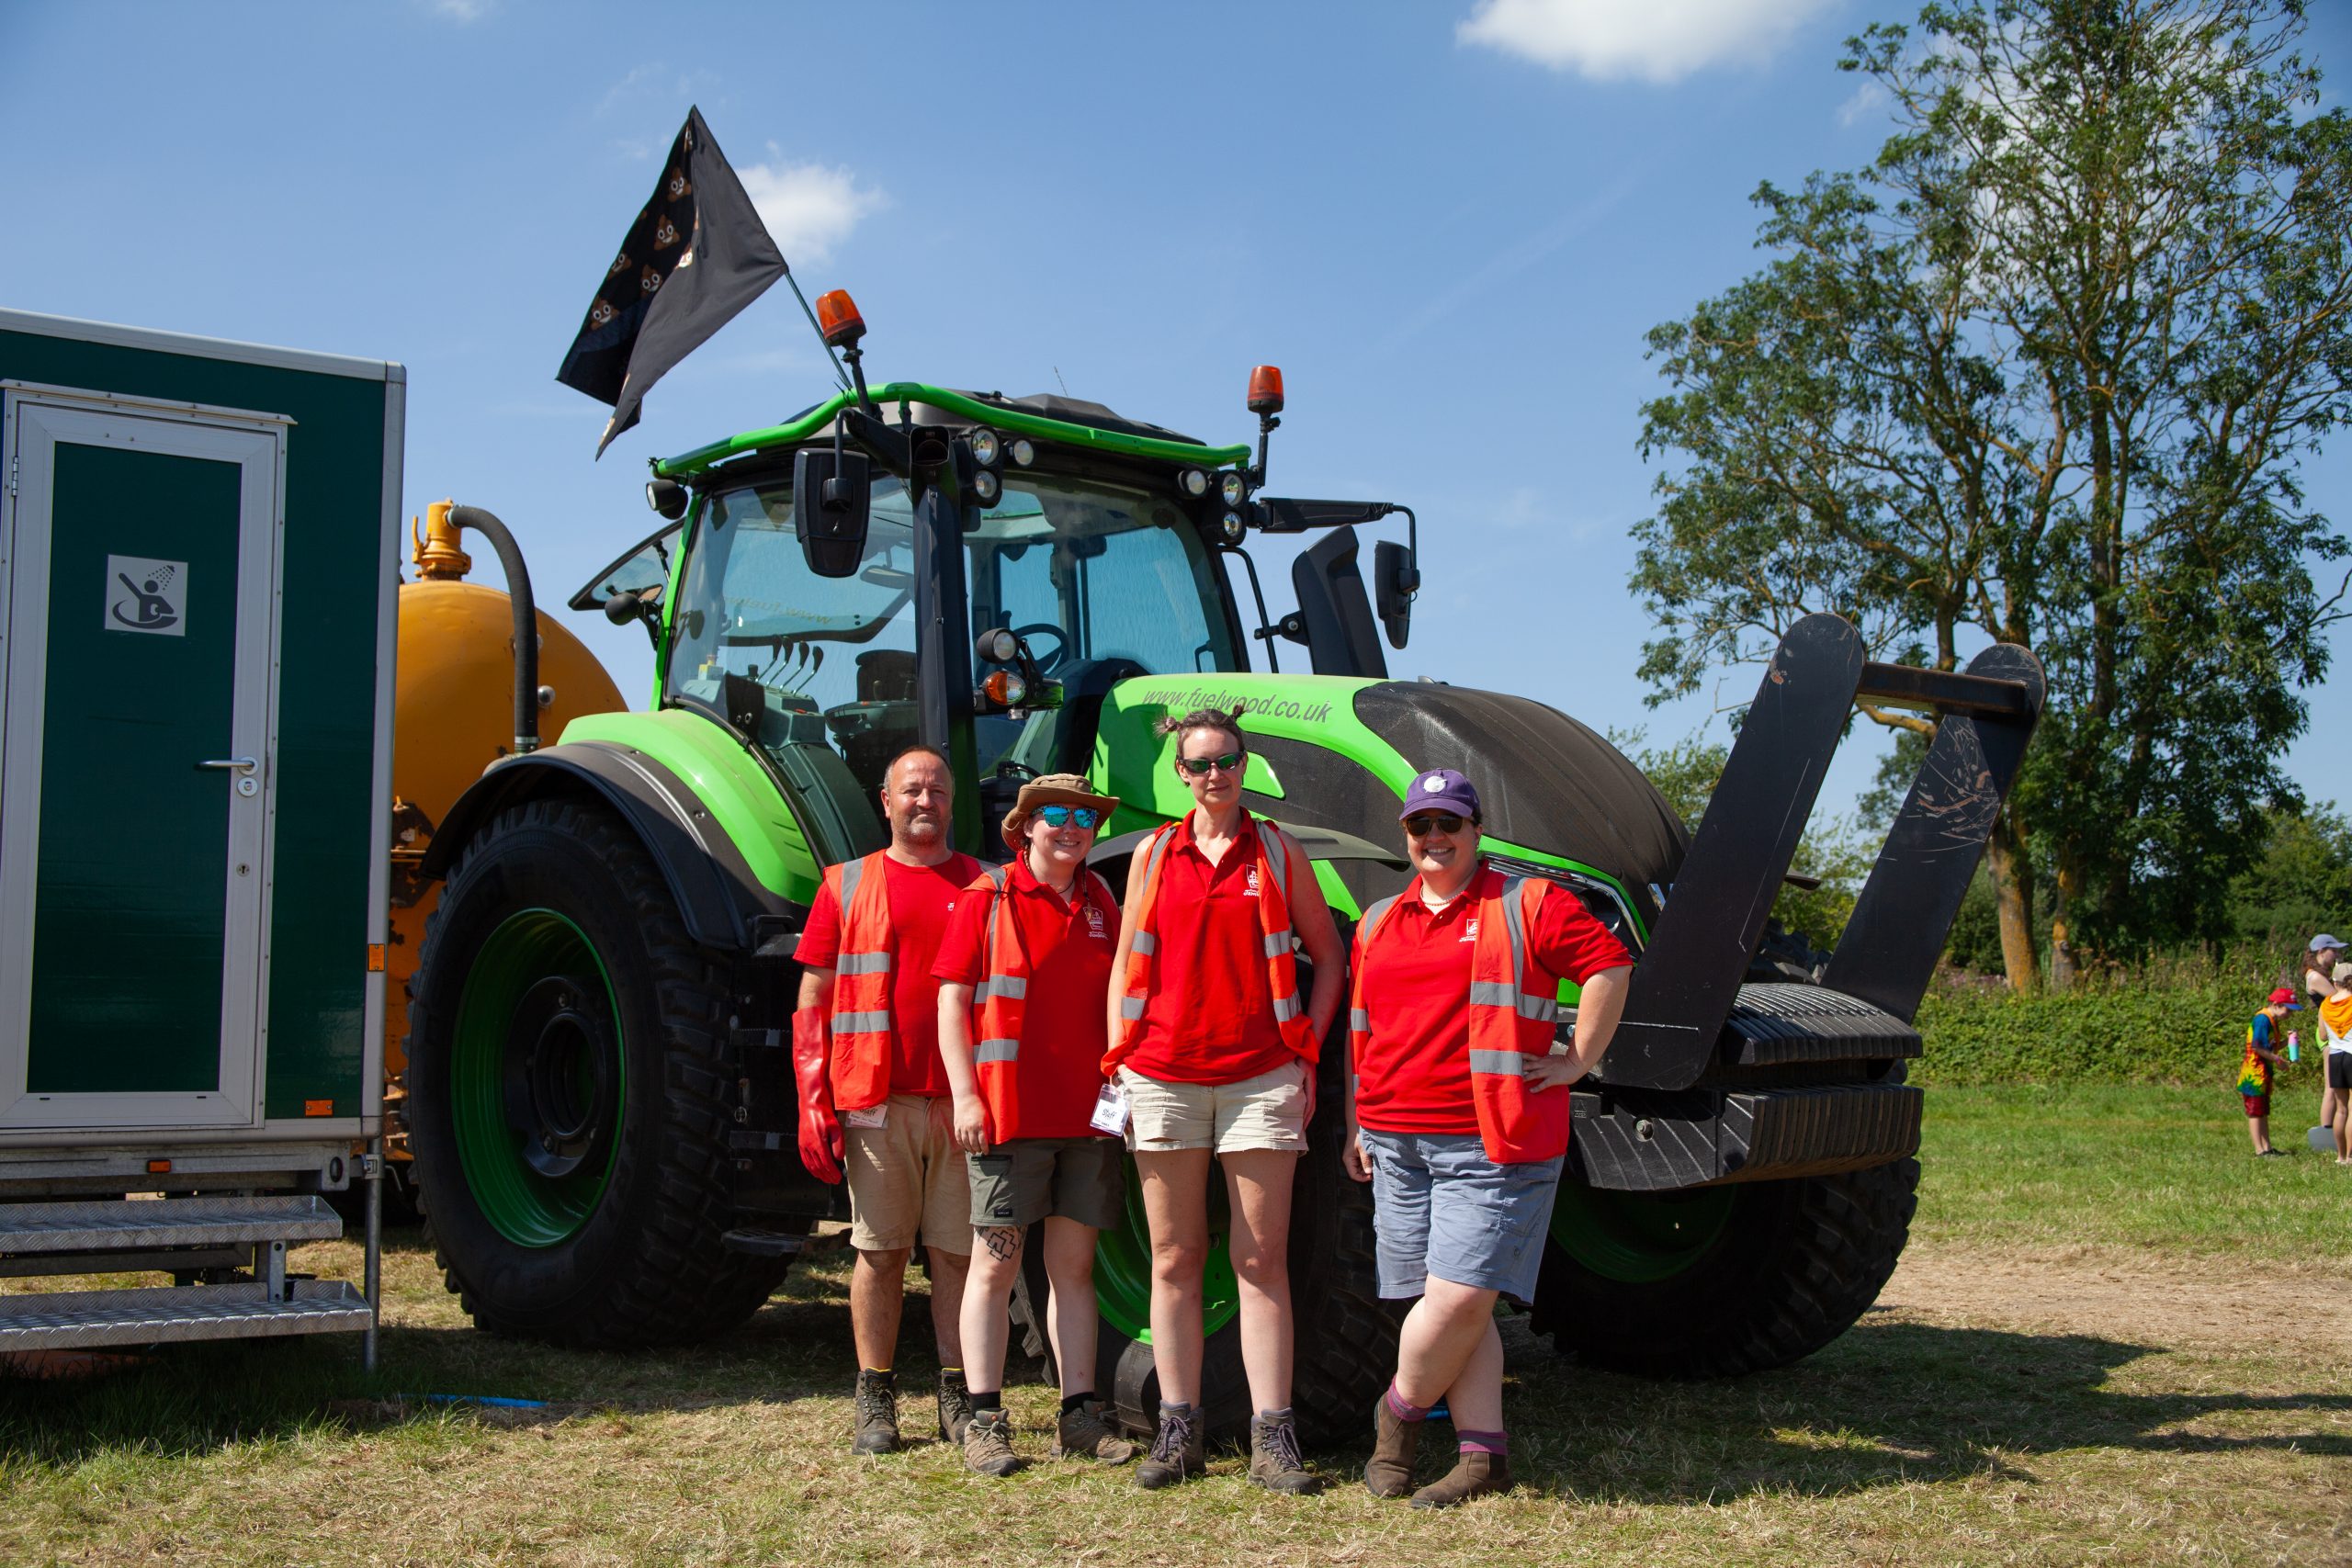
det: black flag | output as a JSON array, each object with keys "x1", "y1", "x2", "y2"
[{"x1": 557, "y1": 107, "x2": 787, "y2": 457}]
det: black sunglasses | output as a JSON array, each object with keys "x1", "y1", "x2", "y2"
[
  {"x1": 1178, "y1": 752, "x2": 1245, "y2": 776},
  {"x1": 1035, "y1": 805, "x2": 1102, "y2": 830},
  {"x1": 1403, "y1": 812, "x2": 1468, "y2": 837}
]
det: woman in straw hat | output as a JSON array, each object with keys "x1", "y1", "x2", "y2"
[{"x1": 935, "y1": 773, "x2": 1134, "y2": 1476}]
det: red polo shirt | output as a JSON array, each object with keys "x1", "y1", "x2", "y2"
[
  {"x1": 933, "y1": 857, "x2": 1121, "y2": 1141},
  {"x1": 797, "y1": 852, "x2": 978, "y2": 1098},
  {"x1": 1124, "y1": 813, "x2": 1294, "y2": 1086},
  {"x1": 1353, "y1": 873, "x2": 1632, "y2": 1135}
]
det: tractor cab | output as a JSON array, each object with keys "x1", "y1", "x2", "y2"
[{"x1": 573, "y1": 363, "x2": 1398, "y2": 862}]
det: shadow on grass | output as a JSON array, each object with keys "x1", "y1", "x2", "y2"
[
  {"x1": 0, "y1": 1228, "x2": 904, "y2": 1471},
  {"x1": 3, "y1": 1237, "x2": 2342, "y2": 1498},
  {"x1": 1497, "y1": 1312, "x2": 2352, "y2": 1504}
]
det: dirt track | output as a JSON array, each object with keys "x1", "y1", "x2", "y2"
[{"x1": 1883, "y1": 1243, "x2": 2352, "y2": 1353}]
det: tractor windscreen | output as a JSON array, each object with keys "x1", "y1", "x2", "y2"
[{"x1": 665, "y1": 468, "x2": 1237, "y2": 800}]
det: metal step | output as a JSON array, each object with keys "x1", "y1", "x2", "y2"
[
  {"x1": 0, "y1": 1280, "x2": 372, "y2": 1349},
  {"x1": 0, "y1": 1195, "x2": 344, "y2": 1255}
]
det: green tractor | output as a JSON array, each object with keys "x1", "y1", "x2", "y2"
[{"x1": 403, "y1": 310, "x2": 2042, "y2": 1441}]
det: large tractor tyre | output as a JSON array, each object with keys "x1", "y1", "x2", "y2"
[
  {"x1": 403, "y1": 796, "x2": 791, "y2": 1347},
  {"x1": 1529, "y1": 1155, "x2": 1919, "y2": 1379},
  {"x1": 1008, "y1": 964, "x2": 1396, "y2": 1448}
]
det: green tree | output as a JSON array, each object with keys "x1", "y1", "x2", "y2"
[
  {"x1": 1633, "y1": 0, "x2": 2352, "y2": 990},
  {"x1": 2225, "y1": 799, "x2": 2352, "y2": 953}
]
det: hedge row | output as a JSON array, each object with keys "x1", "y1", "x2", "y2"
[{"x1": 1912, "y1": 978, "x2": 2321, "y2": 1088}]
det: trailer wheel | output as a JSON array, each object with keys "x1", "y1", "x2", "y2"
[
  {"x1": 1529, "y1": 1156, "x2": 1918, "y2": 1378},
  {"x1": 1008, "y1": 955, "x2": 1396, "y2": 1448},
  {"x1": 403, "y1": 796, "x2": 790, "y2": 1346}
]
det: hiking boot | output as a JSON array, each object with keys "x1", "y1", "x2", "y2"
[
  {"x1": 1248, "y1": 1410, "x2": 1323, "y2": 1495},
  {"x1": 937, "y1": 1368, "x2": 974, "y2": 1446},
  {"x1": 852, "y1": 1370, "x2": 900, "y2": 1455},
  {"x1": 1363, "y1": 1393, "x2": 1420, "y2": 1499},
  {"x1": 962, "y1": 1406, "x2": 1023, "y2": 1477},
  {"x1": 1408, "y1": 1450, "x2": 1512, "y2": 1509},
  {"x1": 1133, "y1": 1403, "x2": 1204, "y2": 1489},
  {"x1": 1053, "y1": 1399, "x2": 1137, "y2": 1464}
]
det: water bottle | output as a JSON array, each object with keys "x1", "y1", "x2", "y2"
[{"x1": 2288, "y1": 1030, "x2": 2301, "y2": 1063}]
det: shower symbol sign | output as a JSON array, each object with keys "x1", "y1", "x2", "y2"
[{"x1": 105, "y1": 555, "x2": 187, "y2": 637}]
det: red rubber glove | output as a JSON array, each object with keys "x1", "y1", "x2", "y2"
[{"x1": 792, "y1": 1009, "x2": 845, "y2": 1184}]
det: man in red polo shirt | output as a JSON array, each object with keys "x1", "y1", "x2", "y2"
[
  {"x1": 794, "y1": 746, "x2": 979, "y2": 1455},
  {"x1": 933, "y1": 773, "x2": 1135, "y2": 1476}
]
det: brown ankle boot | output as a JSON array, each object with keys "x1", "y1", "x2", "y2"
[
  {"x1": 1409, "y1": 1450, "x2": 1512, "y2": 1509},
  {"x1": 1363, "y1": 1393, "x2": 1421, "y2": 1499}
]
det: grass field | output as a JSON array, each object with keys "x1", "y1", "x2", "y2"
[{"x1": 0, "y1": 1087, "x2": 2345, "y2": 1566}]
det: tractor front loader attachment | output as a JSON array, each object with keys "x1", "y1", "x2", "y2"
[{"x1": 1572, "y1": 613, "x2": 2044, "y2": 1191}]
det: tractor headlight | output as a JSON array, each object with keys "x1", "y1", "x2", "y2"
[
  {"x1": 1219, "y1": 471, "x2": 1248, "y2": 508},
  {"x1": 973, "y1": 468, "x2": 1001, "y2": 505},
  {"x1": 1009, "y1": 438, "x2": 1035, "y2": 467},
  {"x1": 1179, "y1": 468, "x2": 1210, "y2": 499},
  {"x1": 969, "y1": 428, "x2": 1001, "y2": 468},
  {"x1": 1219, "y1": 510, "x2": 1248, "y2": 546}
]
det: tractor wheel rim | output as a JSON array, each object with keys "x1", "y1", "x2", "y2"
[
  {"x1": 452, "y1": 909, "x2": 626, "y2": 1247},
  {"x1": 1092, "y1": 1152, "x2": 1240, "y2": 1345},
  {"x1": 1548, "y1": 1181, "x2": 1736, "y2": 1283}
]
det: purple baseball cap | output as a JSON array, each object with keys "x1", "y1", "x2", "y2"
[{"x1": 1400, "y1": 767, "x2": 1480, "y2": 821}]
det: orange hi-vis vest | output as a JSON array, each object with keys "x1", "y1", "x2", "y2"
[
  {"x1": 1107, "y1": 813, "x2": 1317, "y2": 1076},
  {"x1": 968, "y1": 863, "x2": 1121, "y2": 1142},
  {"x1": 823, "y1": 849, "x2": 978, "y2": 1111},
  {"x1": 1349, "y1": 863, "x2": 1570, "y2": 1164}
]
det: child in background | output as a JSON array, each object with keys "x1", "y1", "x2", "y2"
[
  {"x1": 2241, "y1": 987, "x2": 2298, "y2": 1157},
  {"x1": 2324, "y1": 963, "x2": 2352, "y2": 1166}
]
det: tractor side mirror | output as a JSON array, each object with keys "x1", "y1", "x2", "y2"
[
  {"x1": 604, "y1": 584, "x2": 663, "y2": 650},
  {"x1": 793, "y1": 447, "x2": 872, "y2": 580},
  {"x1": 1374, "y1": 539, "x2": 1418, "y2": 650}
]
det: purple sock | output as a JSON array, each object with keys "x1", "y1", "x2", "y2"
[
  {"x1": 1384, "y1": 1382, "x2": 1430, "y2": 1423},
  {"x1": 1456, "y1": 1427, "x2": 1508, "y2": 1456}
]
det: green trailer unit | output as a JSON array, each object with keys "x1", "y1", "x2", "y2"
[{"x1": 0, "y1": 310, "x2": 398, "y2": 1358}]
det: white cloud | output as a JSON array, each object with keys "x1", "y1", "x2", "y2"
[
  {"x1": 1457, "y1": 0, "x2": 1839, "y2": 84},
  {"x1": 427, "y1": 0, "x2": 486, "y2": 21},
  {"x1": 1838, "y1": 80, "x2": 1888, "y2": 127},
  {"x1": 738, "y1": 153, "x2": 888, "y2": 265}
]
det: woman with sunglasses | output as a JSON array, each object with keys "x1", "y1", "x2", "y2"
[
  {"x1": 1104, "y1": 706, "x2": 1345, "y2": 1494},
  {"x1": 1346, "y1": 768, "x2": 1633, "y2": 1508},
  {"x1": 934, "y1": 773, "x2": 1133, "y2": 1476}
]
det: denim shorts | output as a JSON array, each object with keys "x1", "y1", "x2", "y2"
[{"x1": 1358, "y1": 1128, "x2": 1565, "y2": 1303}]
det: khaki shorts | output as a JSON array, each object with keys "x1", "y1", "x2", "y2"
[
  {"x1": 967, "y1": 1137, "x2": 1126, "y2": 1231},
  {"x1": 843, "y1": 1094, "x2": 972, "y2": 1255},
  {"x1": 1118, "y1": 1059, "x2": 1308, "y2": 1155}
]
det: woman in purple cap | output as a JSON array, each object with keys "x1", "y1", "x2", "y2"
[{"x1": 1341, "y1": 767, "x2": 1634, "y2": 1507}]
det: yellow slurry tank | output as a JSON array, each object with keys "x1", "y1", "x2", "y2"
[{"x1": 386, "y1": 502, "x2": 627, "y2": 1155}]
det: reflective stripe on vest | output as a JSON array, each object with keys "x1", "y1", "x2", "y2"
[
  {"x1": 1105, "y1": 814, "x2": 1317, "y2": 1075},
  {"x1": 825, "y1": 852, "x2": 898, "y2": 1111},
  {"x1": 970, "y1": 862, "x2": 1118, "y2": 1141},
  {"x1": 1347, "y1": 868, "x2": 1569, "y2": 1164},
  {"x1": 824, "y1": 848, "x2": 978, "y2": 1111}
]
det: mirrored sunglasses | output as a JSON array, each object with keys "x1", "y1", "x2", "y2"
[
  {"x1": 1178, "y1": 752, "x2": 1245, "y2": 776},
  {"x1": 1035, "y1": 805, "x2": 1102, "y2": 830}
]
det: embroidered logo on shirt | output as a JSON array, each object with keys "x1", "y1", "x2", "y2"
[
  {"x1": 1086, "y1": 906, "x2": 1108, "y2": 938},
  {"x1": 1244, "y1": 865, "x2": 1261, "y2": 897},
  {"x1": 1461, "y1": 916, "x2": 1480, "y2": 944}
]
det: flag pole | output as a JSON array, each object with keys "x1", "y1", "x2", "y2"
[{"x1": 784, "y1": 266, "x2": 854, "y2": 393}]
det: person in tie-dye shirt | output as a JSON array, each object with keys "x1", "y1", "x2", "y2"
[{"x1": 2240, "y1": 987, "x2": 2297, "y2": 1156}]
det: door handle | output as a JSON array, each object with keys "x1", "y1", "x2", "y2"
[{"x1": 198, "y1": 757, "x2": 261, "y2": 796}]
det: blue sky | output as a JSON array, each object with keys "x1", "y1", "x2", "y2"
[{"x1": 6, "y1": 0, "x2": 2348, "y2": 832}]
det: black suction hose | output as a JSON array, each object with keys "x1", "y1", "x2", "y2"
[{"x1": 447, "y1": 504, "x2": 540, "y2": 754}]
